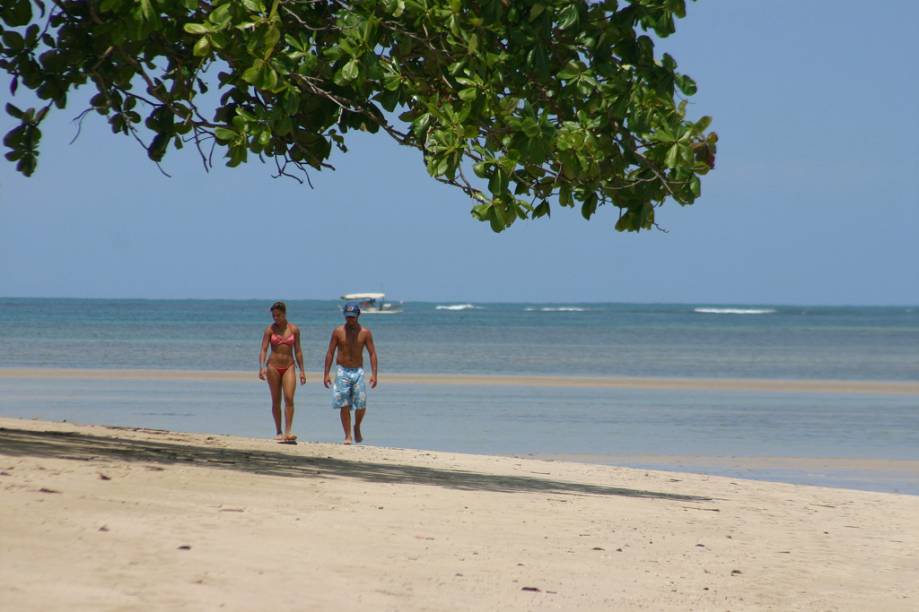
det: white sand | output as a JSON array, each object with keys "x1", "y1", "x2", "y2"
[{"x1": 1, "y1": 417, "x2": 918, "y2": 611}]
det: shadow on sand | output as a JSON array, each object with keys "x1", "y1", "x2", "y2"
[{"x1": 0, "y1": 426, "x2": 710, "y2": 502}]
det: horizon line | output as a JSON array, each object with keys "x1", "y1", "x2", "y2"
[{"x1": 1, "y1": 295, "x2": 918, "y2": 308}]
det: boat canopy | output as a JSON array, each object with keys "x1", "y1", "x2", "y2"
[{"x1": 341, "y1": 293, "x2": 386, "y2": 301}]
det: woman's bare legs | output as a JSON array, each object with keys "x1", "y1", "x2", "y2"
[
  {"x1": 281, "y1": 366, "x2": 297, "y2": 441},
  {"x1": 266, "y1": 367, "x2": 284, "y2": 440}
]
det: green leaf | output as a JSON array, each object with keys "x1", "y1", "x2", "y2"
[
  {"x1": 214, "y1": 127, "x2": 238, "y2": 142},
  {"x1": 208, "y1": 4, "x2": 233, "y2": 29},
  {"x1": 193, "y1": 36, "x2": 211, "y2": 57},
  {"x1": 261, "y1": 67, "x2": 278, "y2": 90},
  {"x1": 676, "y1": 74, "x2": 697, "y2": 96},
  {"x1": 1, "y1": 0, "x2": 33, "y2": 27},
  {"x1": 580, "y1": 193, "x2": 598, "y2": 220},
  {"x1": 263, "y1": 25, "x2": 281, "y2": 57},
  {"x1": 2, "y1": 31, "x2": 24, "y2": 51},
  {"x1": 341, "y1": 58, "x2": 359, "y2": 82},
  {"x1": 488, "y1": 204, "x2": 506, "y2": 232},
  {"x1": 664, "y1": 143, "x2": 680, "y2": 168},
  {"x1": 183, "y1": 23, "x2": 210, "y2": 34},
  {"x1": 5, "y1": 103, "x2": 24, "y2": 119},
  {"x1": 557, "y1": 66, "x2": 581, "y2": 81},
  {"x1": 242, "y1": 60, "x2": 264, "y2": 85},
  {"x1": 559, "y1": 184, "x2": 573, "y2": 207},
  {"x1": 557, "y1": 5, "x2": 578, "y2": 30},
  {"x1": 615, "y1": 208, "x2": 640, "y2": 232},
  {"x1": 529, "y1": 4, "x2": 545, "y2": 21},
  {"x1": 139, "y1": 0, "x2": 156, "y2": 23},
  {"x1": 690, "y1": 175, "x2": 701, "y2": 197},
  {"x1": 467, "y1": 33, "x2": 478, "y2": 55}
]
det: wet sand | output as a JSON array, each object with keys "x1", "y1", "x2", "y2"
[
  {"x1": 2, "y1": 417, "x2": 918, "y2": 611},
  {"x1": 3, "y1": 367, "x2": 918, "y2": 395}
]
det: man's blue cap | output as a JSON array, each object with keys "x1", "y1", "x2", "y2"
[{"x1": 343, "y1": 302, "x2": 361, "y2": 317}]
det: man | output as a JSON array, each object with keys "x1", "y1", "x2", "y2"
[{"x1": 323, "y1": 302, "x2": 379, "y2": 444}]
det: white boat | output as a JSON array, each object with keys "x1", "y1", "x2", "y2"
[{"x1": 340, "y1": 293, "x2": 403, "y2": 314}]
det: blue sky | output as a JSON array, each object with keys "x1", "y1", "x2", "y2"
[{"x1": 1, "y1": 1, "x2": 917, "y2": 304}]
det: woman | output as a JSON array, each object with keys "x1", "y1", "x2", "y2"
[{"x1": 258, "y1": 301, "x2": 306, "y2": 443}]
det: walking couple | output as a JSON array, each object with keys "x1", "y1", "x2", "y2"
[{"x1": 258, "y1": 301, "x2": 378, "y2": 445}]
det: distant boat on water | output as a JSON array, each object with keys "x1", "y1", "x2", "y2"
[{"x1": 340, "y1": 293, "x2": 403, "y2": 314}]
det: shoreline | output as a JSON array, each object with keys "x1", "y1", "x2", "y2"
[
  {"x1": 3, "y1": 367, "x2": 918, "y2": 395},
  {"x1": 535, "y1": 453, "x2": 919, "y2": 496},
  {"x1": 2, "y1": 416, "x2": 918, "y2": 611}
]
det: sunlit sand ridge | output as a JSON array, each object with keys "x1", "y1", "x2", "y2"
[{"x1": 3, "y1": 368, "x2": 919, "y2": 395}]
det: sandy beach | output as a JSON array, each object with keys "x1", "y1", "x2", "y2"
[
  {"x1": 3, "y1": 367, "x2": 919, "y2": 395},
  {"x1": 2, "y1": 417, "x2": 917, "y2": 611}
]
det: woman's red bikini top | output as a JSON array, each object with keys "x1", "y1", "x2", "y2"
[{"x1": 270, "y1": 332, "x2": 295, "y2": 347}]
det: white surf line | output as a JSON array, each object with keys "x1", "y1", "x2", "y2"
[{"x1": 2, "y1": 368, "x2": 918, "y2": 396}]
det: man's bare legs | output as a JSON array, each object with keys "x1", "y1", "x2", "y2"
[
  {"x1": 339, "y1": 406, "x2": 352, "y2": 444},
  {"x1": 354, "y1": 408, "x2": 366, "y2": 443}
]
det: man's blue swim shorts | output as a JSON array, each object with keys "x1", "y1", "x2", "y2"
[{"x1": 332, "y1": 365, "x2": 367, "y2": 410}]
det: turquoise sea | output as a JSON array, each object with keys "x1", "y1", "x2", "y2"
[{"x1": 1, "y1": 298, "x2": 918, "y2": 493}]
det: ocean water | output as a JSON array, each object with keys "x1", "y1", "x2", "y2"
[
  {"x1": 1, "y1": 298, "x2": 917, "y2": 379},
  {"x1": 1, "y1": 298, "x2": 918, "y2": 493}
]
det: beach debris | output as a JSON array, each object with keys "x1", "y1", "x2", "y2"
[
  {"x1": 521, "y1": 586, "x2": 541, "y2": 592},
  {"x1": 37, "y1": 487, "x2": 60, "y2": 494},
  {"x1": 455, "y1": 573, "x2": 463, "y2": 577},
  {"x1": 145, "y1": 466, "x2": 165, "y2": 471},
  {"x1": 778, "y1": 551, "x2": 791, "y2": 554},
  {"x1": 98, "y1": 473, "x2": 111, "y2": 480},
  {"x1": 219, "y1": 508, "x2": 245, "y2": 513},
  {"x1": 414, "y1": 535, "x2": 435, "y2": 541},
  {"x1": 592, "y1": 547, "x2": 605, "y2": 551},
  {"x1": 731, "y1": 570, "x2": 742, "y2": 576},
  {"x1": 98, "y1": 525, "x2": 109, "y2": 532},
  {"x1": 177, "y1": 545, "x2": 192, "y2": 550},
  {"x1": 696, "y1": 543, "x2": 706, "y2": 548},
  {"x1": 0, "y1": 471, "x2": 10, "y2": 476},
  {"x1": 616, "y1": 548, "x2": 623, "y2": 552}
]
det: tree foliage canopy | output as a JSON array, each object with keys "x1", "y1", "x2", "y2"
[{"x1": 1, "y1": 0, "x2": 716, "y2": 232}]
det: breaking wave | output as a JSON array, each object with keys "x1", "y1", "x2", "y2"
[
  {"x1": 525, "y1": 307, "x2": 588, "y2": 312},
  {"x1": 436, "y1": 304, "x2": 479, "y2": 311},
  {"x1": 694, "y1": 307, "x2": 776, "y2": 315}
]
